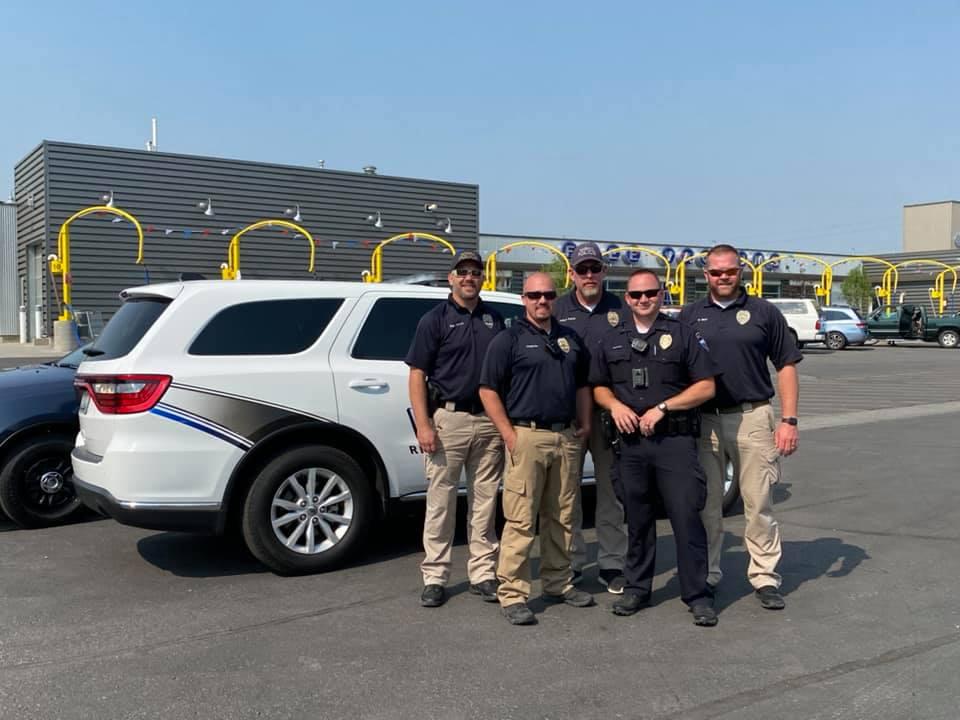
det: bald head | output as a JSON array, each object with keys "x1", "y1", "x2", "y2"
[{"x1": 523, "y1": 272, "x2": 555, "y2": 294}]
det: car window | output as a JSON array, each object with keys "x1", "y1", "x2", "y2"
[
  {"x1": 771, "y1": 301, "x2": 808, "y2": 315},
  {"x1": 352, "y1": 297, "x2": 442, "y2": 361},
  {"x1": 823, "y1": 310, "x2": 848, "y2": 321},
  {"x1": 189, "y1": 298, "x2": 343, "y2": 355},
  {"x1": 83, "y1": 297, "x2": 171, "y2": 361}
]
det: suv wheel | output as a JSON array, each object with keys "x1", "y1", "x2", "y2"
[
  {"x1": 242, "y1": 445, "x2": 376, "y2": 574},
  {"x1": 937, "y1": 329, "x2": 959, "y2": 348},
  {"x1": 0, "y1": 434, "x2": 83, "y2": 528},
  {"x1": 826, "y1": 331, "x2": 848, "y2": 350},
  {"x1": 721, "y1": 459, "x2": 739, "y2": 515}
]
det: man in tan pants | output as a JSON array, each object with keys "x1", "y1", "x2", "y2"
[
  {"x1": 406, "y1": 251, "x2": 506, "y2": 608},
  {"x1": 679, "y1": 244, "x2": 802, "y2": 610},
  {"x1": 479, "y1": 273, "x2": 595, "y2": 625}
]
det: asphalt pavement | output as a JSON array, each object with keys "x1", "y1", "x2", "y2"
[{"x1": 1, "y1": 344, "x2": 959, "y2": 719}]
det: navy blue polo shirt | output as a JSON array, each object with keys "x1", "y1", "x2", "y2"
[
  {"x1": 479, "y1": 318, "x2": 588, "y2": 424},
  {"x1": 553, "y1": 289, "x2": 627, "y2": 361},
  {"x1": 590, "y1": 313, "x2": 717, "y2": 412},
  {"x1": 678, "y1": 290, "x2": 802, "y2": 409},
  {"x1": 405, "y1": 296, "x2": 505, "y2": 403}
]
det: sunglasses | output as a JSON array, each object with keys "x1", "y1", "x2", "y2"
[
  {"x1": 626, "y1": 289, "x2": 661, "y2": 299},
  {"x1": 454, "y1": 268, "x2": 482, "y2": 277},
  {"x1": 523, "y1": 291, "x2": 558, "y2": 301},
  {"x1": 706, "y1": 268, "x2": 740, "y2": 278},
  {"x1": 575, "y1": 263, "x2": 604, "y2": 275}
]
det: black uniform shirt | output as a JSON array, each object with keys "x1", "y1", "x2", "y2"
[
  {"x1": 590, "y1": 313, "x2": 717, "y2": 411},
  {"x1": 405, "y1": 296, "x2": 505, "y2": 403},
  {"x1": 553, "y1": 289, "x2": 627, "y2": 361},
  {"x1": 479, "y1": 318, "x2": 588, "y2": 424},
  {"x1": 678, "y1": 290, "x2": 802, "y2": 409}
]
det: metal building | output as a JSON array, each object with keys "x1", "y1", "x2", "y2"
[
  {"x1": 0, "y1": 202, "x2": 18, "y2": 340},
  {"x1": 12, "y1": 141, "x2": 478, "y2": 340}
]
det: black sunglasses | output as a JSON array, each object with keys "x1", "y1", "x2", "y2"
[
  {"x1": 523, "y1": 291, "x2": 558, "y2": 301},
  {"x1": 454, "y1": 268, "x2": 482, "y2": 277},
  {"x1": 706, "y1": 268, "x2": 740, "y2": 278},
  {"x1": 575, "y1": 262, "x2": 604, "y2": 275},
  {"x1": 626, "y1": 289, "x2": 661, "y2": 299}
]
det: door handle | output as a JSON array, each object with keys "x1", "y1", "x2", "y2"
[{"x1": 348, "y1": 378, "x2": 389, "y2": 390}]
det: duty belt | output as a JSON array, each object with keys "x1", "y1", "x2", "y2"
[
  {"x1": 442, "y1": 398, "x2": 485, "y2": 415},
  {"x1": 714, "y1": 400, "x2": 770, "y2": 415},
  {"x1": 513, "y1": 419, "x2": 572, "y2": 432}
]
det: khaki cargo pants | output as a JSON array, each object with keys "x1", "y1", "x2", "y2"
[
  {"x1": 421, "y1": 408, "x2": 504, "y2": 586},
  {"x1": 699, "y1": 403, "x2": 783, "y2": 589},
  {"x1": 497, "y1": 425, "x2": 583, "y2": 605}
]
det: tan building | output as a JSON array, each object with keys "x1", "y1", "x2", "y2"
[{"x1": 902, "y1": 201, "x2": 960, "y2": 252}]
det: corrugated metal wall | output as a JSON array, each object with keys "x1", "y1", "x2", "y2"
[
  {"x1": 0, "y1": 203, "x2": 18, "y2": 336},
  {"x1": 12, "y1": 144, "x2": 48, "y2": 339},
  {"x1": 867, "y1": 249, "x2": 960, "y2": 313},
  {"x1": 15, "y1": 141, "x2": 479, "y2": 331}
]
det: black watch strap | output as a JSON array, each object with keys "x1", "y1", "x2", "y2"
[{"x1": 781, "y1": 416, "x2": 798, "y2": 426}]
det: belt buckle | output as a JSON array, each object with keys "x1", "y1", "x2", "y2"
[{"x1": 444, "y1": 401, "x2": 456, "y2": 412}]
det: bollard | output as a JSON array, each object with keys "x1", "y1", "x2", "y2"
[
  {"x1": 34, "y1": 304, "x2": 45, "y2": 339},
  {"x1": 19, "y1": 305, "x2": 28, "y2": 343}
]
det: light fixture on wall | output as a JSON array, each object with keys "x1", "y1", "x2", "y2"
[
  {"x1": 197, "y1": 198, "x2": 215, "y2": 217},
  {"x1": 284, "y1": 204, "x2": 303, "y2": 222},
  {"x1": 362, "y1": 165, "x2": 377, "y2": 175},
  {"x1": 436, "y1": 217, "x2": 453, "y2": 234},
  {"x1": 317, "y1": 160, "x2": 326, "y2": 169},
  {"x1": 423, "y1": 202, "x2": 439, "y2": 213},
  {"x1": 101, "y1": 191, "x2": 115, "y2": 208},
  {"x1": 365, "y1": 211, "x2": 384, "y2": 229}
]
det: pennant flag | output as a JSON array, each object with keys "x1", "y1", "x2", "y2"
[
  {"x1": 146, "y1": 225, "x2": 155, "y2": 233},
  {"x1": 429, "y1": 243, "x2": 436, "y2": 250},
  {"x1": 221, "y1": 228, "x2": 231, "y2": 235},
  {"x1": 202, "y1": 229, "x2": 210, "y2": 236},
  {"x1": 111, "y1": 216, "x2": 123, "y2": 223},
  {"x1": 280, "y1": 228, "x2": 289, "y2": 234},
  {"x1": 183, "y1": 229, "x2": 192, "y2": 239},
  {"x1": 164, "y1": 229, "x2": 174, "y2": 235},
  {"x1": 331, "y1": 241, "x2": 339, "y2": 249},
  {"x1": 361, "y1": 239, "x2": 371, "y2": 248}
]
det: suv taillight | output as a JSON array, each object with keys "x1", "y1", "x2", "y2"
[
  {"x1": 815, "y1": 319, "x2": 821, "y2": 330},
  {"x1": 75, "y1": 375, "x2": 171, "y2": 414},
  {"x1": 856, "y1": 322, "x2": 866, "y2": 328}
]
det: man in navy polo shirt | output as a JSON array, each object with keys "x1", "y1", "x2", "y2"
[
  {"x1": 480, "y1": 272, "x2": 595, "y2": 625},
  {"x1": 679, "y1": 244, "x2": 802, "y2": 611},
  {"x1": 406, "y1": 250, "x2": 506, "y2": 608},
  {"x1": 553, "y1": 241, "x2": 628, "y2": 593}
]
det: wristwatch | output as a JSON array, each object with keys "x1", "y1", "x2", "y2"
[
  {"x1": 781, "y1": 416, "x2": 798, "y2": 426},
  {"x1": 657, "y1": 402, "x2": 669, "y2": 413}
]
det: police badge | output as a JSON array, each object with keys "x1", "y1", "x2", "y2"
[
  {"x1": 482, "y1": 313, "x2": 494, "y2": 329},
  {"x1": 659, "y1": 333, "x2": 673, "y2": 350},
  {"x1": 736, "y1": 310, "x2": 751, "y2": 325},
  {"x1": 607, "y1": 310, "x2": 620, "y2": 327},
  {"x1": 557, "y1": 337, "x2": 571, "y2": 353}
]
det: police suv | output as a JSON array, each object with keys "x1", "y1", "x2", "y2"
[{"x1": 72, "y1": 280, "x2": 533, "y2": 574}]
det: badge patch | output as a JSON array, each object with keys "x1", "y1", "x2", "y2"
[
  {"x1": 736, "y1": 310, "x2": 751, "y2": 325},
  {"x1": 557, "y1": 337, "x2": 571, "y2": 353},
  {"x1": 482, "y1": 313, "x2": 494, "y2": 329},
  {"x1": 659, "y1": 333, "x2": 673, "y2": 350},
  {"x1": 607, "y1": 310, "x2": 620, "y2": 327}
]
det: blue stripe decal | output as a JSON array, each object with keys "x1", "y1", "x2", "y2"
[
  {"x1": 150, "y1": 408, "x2": 251, "y2": 450},
  {"x1": 155, "y1": 402, "x2": 252, "y2": 447}
]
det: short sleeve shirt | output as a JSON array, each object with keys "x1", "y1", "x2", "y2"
[
  {"x1": 405, "y1": 296, "x2": 505, "y2": 403},
  {"x1": 678, "y1": 290, "x2": 802, "y2": 408},
  {"x1": 479, "y1": 318, "x2": 588, "y2": 423},
  {"x1": 553, "y1": 290, "x2": 627, "y2": 363},
  {"x1": 590, "y1": 313, "x2": 717, "y2": 411}
]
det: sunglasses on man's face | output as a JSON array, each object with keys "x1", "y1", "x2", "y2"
[
  {"x1": 575, "y1": 263, "x2": 604, "y2": 276},
  {"x1": 454, "y1": 267, "x2": 482, "y2": 277},
  {"x1": 626, "y1": 289, "x2": 661, "y2": 299},
  {"x1": 706, "y1": 268, "x2": 740, "y2": 278},
  {"x1": 523, "y1": 291, "x2": 558, "y2": 301}
]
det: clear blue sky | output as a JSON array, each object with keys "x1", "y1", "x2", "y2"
[{"x1": 2, "y1": 1, "x2": 957, "y2": 254}]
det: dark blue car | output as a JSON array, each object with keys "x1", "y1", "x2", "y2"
[{"x1": 0, "y1": 346, "x2": 86, "y2": 527}]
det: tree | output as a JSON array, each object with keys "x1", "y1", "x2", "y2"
[
  {"x1": 840, "y1": 266, "x2": 873, "y2": 312},
  {"x1": 540, "y1": 256, "x2": 570, "y2": 291}
]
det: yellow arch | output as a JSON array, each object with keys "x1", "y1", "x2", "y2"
[
  {"x1": 49, "y1": 205, "x2": 145, "y2": 320},
  {"x1": 600, "y1": 246, "x2": 673, "y2": 289},
  {"x1": 754, "y1": 253, "x2": 830, "y2": 299},
  {"x1": 481, "y1": 241, "x2": 572, "y2": 291},
  {"x1": 884, "y1": 260, "x2": 959, "y2": 317},
  {"x1": 361, "y1": 231, "x2": 457, "y2": 283},
  {"x1": 221, "y1": 219, "x2": 316, "y2": 280},
  {"x1": 668, "y1": 252, "x2": 762, "y2": 305},
  {"x1": 820, "y1": 256, "x2": 899, "y2": 307}
]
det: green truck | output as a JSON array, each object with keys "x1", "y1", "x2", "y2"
[{"x1": 866, "y1": 304, "x2": 960, "y2": 348}]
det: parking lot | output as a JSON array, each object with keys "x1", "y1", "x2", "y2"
[{"x1": 2, "y1": 343, "x2": 959, "y2": 719}]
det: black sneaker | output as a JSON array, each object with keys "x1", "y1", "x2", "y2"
[
  {"x1": 420, "y1": 584, "x2": 446, "y2": 607},
  {"x1": 542, "y1": 588, "x2": 596, "y2": 607},
  {"x1": 501, "y1": 602, "x2": 536, "y2": 625},
  {"x1": 690, "y1": 599, "x2": 718, "y2": 627},
  {"x1": 468, "y1": 579, "x2": 499, "y2": 603},
  {"x1": 611, "y1": 593, "x2": 650, "y2": 616},
  {"x1": 598, "y1": 569, "x2": 626, "y2": 594},
  {"x1": 571, "y1": 570, "x2": 584, "y2": 586},
  {"x1": 756, "y1": 586, "x2": 786, "y2": 610}
]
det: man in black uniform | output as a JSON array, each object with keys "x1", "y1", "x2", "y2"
[
  {"x1": 591, "y1": 269, "x2": 719, "y2": 626},
  {"x1": 406, "y1": 250, "x2": 506, "y2": 608},
  {"x1": 553, "y1": 242, "x2": 628, "y2": 592},
  {"x1": 479, "y1": 272, "x2": 594, "y2": 626},
  {"x1": 679, "y1": 244, "x2": 801, "y2": 611}
]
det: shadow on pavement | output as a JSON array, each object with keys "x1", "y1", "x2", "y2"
[{"x1": 137, "y1": 533, "x2": 268, "y2": 577}]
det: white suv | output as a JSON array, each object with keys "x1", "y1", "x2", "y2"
[
  {"x1": 767, "y1": 298, "x2": 825, "y2": 348},
  {"x1": 72, "y1": 280, "x2": 536, "y2": 574}
]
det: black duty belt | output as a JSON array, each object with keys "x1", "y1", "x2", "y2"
[
  {"x1": 441, "y1": 399, "x2": 485, "y2": 415},
  {"x1": 713, "y1": 400, "x2": 770, "y2": 415},
  {"x1": 513, "y1": 419, "x2": 572, "y2": 432},
  {"x1": 620, "y1": 410, "x2": 701, "y2": 439}
]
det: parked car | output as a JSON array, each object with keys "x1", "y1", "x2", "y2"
[
  {"x1": 766, "y1": 298, "x2": 825, "y2": 348},
  {"x1": 819, "y1": 306, "x2": 869, "y2": 350},
  {"x1": 866, "y1": 305, "x2": 960, "y2": 348},
  {"x1": 0, "y1": 345, "x2": 87, "y2": 527},
  {"x1": 72, "y1": 280, "x2": 740, "y2": 574}
]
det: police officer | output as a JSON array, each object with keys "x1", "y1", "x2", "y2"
[
  {"x1": 406, "y1": 250, "x2": 506, "y2": 608},
  {"x1": 553, "y1": 242, "x2": 628, "y2": 593},
  {"x1": 679, "y1": 244, "x2": 801, "y2": 611},
  {"x1": 591, "y1": 269, "x2": 719, "y2": 626},
  {"x1": 479, "y1": 272, "x2": 595, "y2": 625}
]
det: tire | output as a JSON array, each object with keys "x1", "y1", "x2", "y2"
[
  {"x1": 937, "y1": 329, "x2": 959, "y2": 348},
  {"x1": 0, "y1": 434, "x2": 83, "y2": 528},
  {"x1": 241, "y1": 445, "x2": 376, "y2": 574},
  {"x1": 826, "y1": 331, "x2": 848, "y2": 350},
  {"x1": 721, "y1": 458, "x2": 740, "y2": 515}
]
